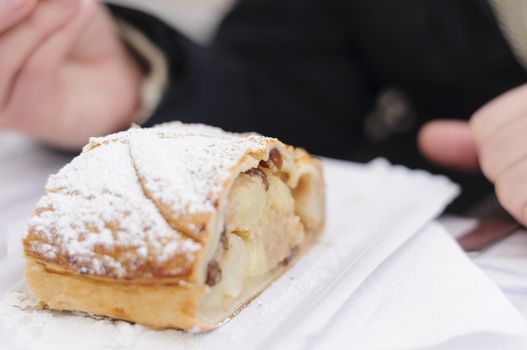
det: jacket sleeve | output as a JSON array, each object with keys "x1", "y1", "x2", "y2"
[{"x1": 109, "y1": 0, "x2": 377, "y2": 157}]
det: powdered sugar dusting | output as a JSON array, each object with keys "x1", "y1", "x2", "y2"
[
  {"x1": 1, "y1": 290, "x2": 199, "y2": 350},
  {"x1": 25, "y1": 123, "x2": 275, "y2": 278},
  {"x1": 26, "y1": 142, "x2": 200, "y2": 279},
  {"x1": 129, "y1": 131, "x2": 272, "y2": 216}
]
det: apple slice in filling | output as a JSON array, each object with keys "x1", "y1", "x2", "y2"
[{"x1": 212, "y1": 166, "x2": 305, "y2": 300}]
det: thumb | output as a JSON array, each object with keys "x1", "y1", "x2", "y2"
[{"x1": 418, "y1": 120, "x2": 480, "y2": 172}]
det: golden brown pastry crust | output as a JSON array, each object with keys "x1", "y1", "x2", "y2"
[
  {"x1": 23, "y1": 122, "x2": 325, "y2": 330},
  {"x1": 25, "y1": 224, "x2": 322, "y2": 330}
]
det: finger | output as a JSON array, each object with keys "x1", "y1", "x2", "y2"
[
  {"x1": 470, "y1": 84, "x2": 527, "y2": 146},
  {"x1": 0, "y1": 0, "x2": 36, "y2": 33},
  {"x1": 495, "y1": 160, "x2": 527, "y2": 225},
  {"x1": 23, "y1": 0, "x2": 97, "y2": 69},
  {"x1": 418, "y1": 119, "x2": 480, "y2": 172},
  {"x1": 0, "y1": 0, "x2": 80, "y2": 112},
  {"x1": 478, "y1": 114, "x2": 527, "y2": 181},
  {"x1": 68, "y1": 2, "x2": 120, "y2": 60},
  {"x1": 4, "y1": 0, "x2": 96, "y2": 132}
]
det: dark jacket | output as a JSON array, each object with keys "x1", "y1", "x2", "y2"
[{"x1": 110, "y1": 0, "x2": 527, "y2": 210}]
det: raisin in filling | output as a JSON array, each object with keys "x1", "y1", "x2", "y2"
[
  {"x1": 243, "y1": 168, "x2": 270, "y2": 191},
  {"x1": 206, "y1": 260, "x2": 222, "y2": 287}
]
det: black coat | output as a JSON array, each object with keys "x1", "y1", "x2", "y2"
[{"x1": 110, "y1": 0, "x2": 527, "y2": 210}]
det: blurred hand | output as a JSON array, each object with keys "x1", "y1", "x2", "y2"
[
  {"x1": 418, "y1": 84, "x2": 527, "y2": 225},
  {"x1": 0, "y1": 0, "x2": 142, "y2": 150}
]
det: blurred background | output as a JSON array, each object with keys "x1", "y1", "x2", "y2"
[{"x1": 108, "y1": 0, "x2": 235, "y2": 43}]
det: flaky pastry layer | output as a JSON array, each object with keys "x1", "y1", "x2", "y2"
[{"x1": 23, "y1": 122, "x2": 325, "y2": 330}]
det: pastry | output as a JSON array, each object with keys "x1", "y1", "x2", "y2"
[{"x1": 23, "y1": 122, "x2": 325, "y2": 331}]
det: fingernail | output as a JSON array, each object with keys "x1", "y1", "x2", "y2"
[{"x1": 0, "y1": 0, "x2": 26, "y2": 11}]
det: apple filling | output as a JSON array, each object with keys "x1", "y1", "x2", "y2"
[{"x1": 204, "y1": 164, "x2": 305, "y2": 302}]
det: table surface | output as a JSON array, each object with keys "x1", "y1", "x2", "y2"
[{"x1": 2, "y1": 131, "x2": 527, "y2": 347}]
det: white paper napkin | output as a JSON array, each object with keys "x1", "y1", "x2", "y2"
[
  {"x1": 439, "y1": 215, "x2": 527, "y2": 320},
  {"x1": 290, "y1": 223, "x2": 527, "y2": 350},
  {"x1": 1, "y1": 158, "x2": 518, "y2": 350}
]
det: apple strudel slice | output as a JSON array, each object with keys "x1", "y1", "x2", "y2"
[{"x1": 23, "y1": 122, "x2": 325, "y2": 331}]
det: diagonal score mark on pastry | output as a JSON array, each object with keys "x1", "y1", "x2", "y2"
[{"x1": 23, "y1": 122, "x2": 325, "y2": 331}]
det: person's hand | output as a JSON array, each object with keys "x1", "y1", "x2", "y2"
[
  {"x1": 418, "y1": 84, "x2": 527, "y2": 225},
  {"x1": 0, "y1": 0, "x2": 142, "y2": 150}
]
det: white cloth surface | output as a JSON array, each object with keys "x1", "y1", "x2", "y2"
[{"x1": 1, "y1": 133, "x2": 526, "y2": 349}]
